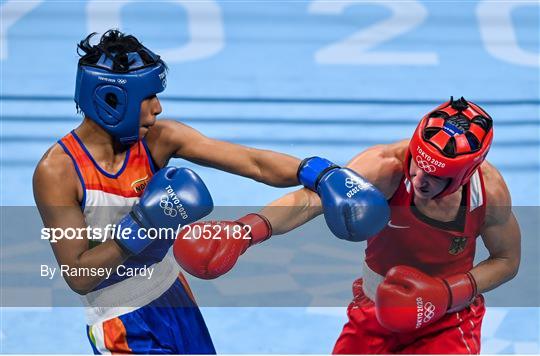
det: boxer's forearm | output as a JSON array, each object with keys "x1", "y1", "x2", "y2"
[
  {"x1": 252, "y1": 149, "x2": 301, "y2": 187},
  {"x1": 258, "y1": 188, "x2": 322, "y2": 235},
  {"x1": 469, "y1": 256, "x2": 519, "y2": 294},
  {"x1": 54, "y1": 239, "x2": 129, "y2": 295},
  {"x1": 472, "y1": 211, "x2": 520, "y2": 294}
]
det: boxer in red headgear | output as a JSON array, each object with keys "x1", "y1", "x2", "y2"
[
  {"x1": 404, "y1": 98, "x2": 494, "y2": 198},
  {"x1": 187, "y1": 97, "x2": 520, "y2": 354}
]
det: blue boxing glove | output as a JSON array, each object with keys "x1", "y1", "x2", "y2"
[
  {"x1": 298, "y1": 157, "x2": 389, "y2": 242},
  {"x1": 116, "y1": 167, "x2": 213, "y2": 255}
]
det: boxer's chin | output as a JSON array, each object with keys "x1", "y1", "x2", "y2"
[
  {"x1": 414, "y1": 186, "x2": 435, "y2": 199},
  {"x1": 139, "y1": 127, "x2": 149, "y2": 138}
]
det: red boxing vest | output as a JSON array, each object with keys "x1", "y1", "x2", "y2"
[{"x1": 365, "y1": 170, "x2": 487, "y2": 279}]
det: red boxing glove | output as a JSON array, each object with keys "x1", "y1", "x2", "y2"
[
  {"x1": 375, "y1": 265, "x2": 477, "y2": 333},
  {"x1": 173, "y1": 213, "x2": 272, "y2": 279}
]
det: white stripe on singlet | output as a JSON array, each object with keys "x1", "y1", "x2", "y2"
[
  {"x1": 469, "y1": 171, "x2": 484, "y2": 212},
  {"x1": 361, "y1": 261, "x2": 384, "y2": 301}
]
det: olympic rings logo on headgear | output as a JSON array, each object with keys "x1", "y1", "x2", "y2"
[
  {"x1": 117, "y1": 79, "x2": 127, "y2": 84},
  {"x1": 159, "y1": 195, "x2": 177, "y2": 217},
  {"x1": 415, "y1": 155, "x2": 436, "y2": 174},
  {"x1": 423, "y1": 302, "x2": 436, "y2": 322}
]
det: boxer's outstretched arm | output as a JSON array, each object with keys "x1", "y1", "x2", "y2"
[
  {"x1": 258, "y1": 142, "x2": 406, "y2": 236},
  {"x1": 173, "y1": 189, "x2": 322, "y2": 280},
  {"x1": 145, "y1": 120, "x2": 300, "y2": 187},
  {"x1": 171, "y1": 142, "x2": 406, "y2": 280},
  {"x1": 260, "y1": 188, "x2": 323, "y2": 235}
]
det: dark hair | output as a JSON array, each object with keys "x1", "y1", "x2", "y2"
[{"x1": 77, "y1": 29, "x2": 167, "y2": 72}]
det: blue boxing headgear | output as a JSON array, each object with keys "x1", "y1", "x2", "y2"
[{"x1": 74, "y1": 45, "x2": 167, "y2": 145}]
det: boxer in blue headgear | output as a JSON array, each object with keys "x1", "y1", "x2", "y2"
[
  {"x1": 75, "y1": 32, "x2": 167, "y2": 145},
  {"x1": 33, "y1": 29, "x2": 303, "y2": 354}
]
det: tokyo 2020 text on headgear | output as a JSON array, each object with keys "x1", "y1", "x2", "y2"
[
  {"x1": 74, "y1": 31, "x2": 167, "y2": 145},
  {"x1": 404, "y1": 96, "x2": 494, "y2": 198}
]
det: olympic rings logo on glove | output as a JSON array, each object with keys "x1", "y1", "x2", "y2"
[
  {"x1": 423, "y1": 302, "x2": 436, "y2": 322},
  {"x1": 345, "y1": 177, "x2": 371, "y2": 189},
  {"x1": 345, "y1": 177, "x2": 356, "y2": 189},
  {"x1": 160, "y1": 195, "x2": 178, "y2": 217},
  {"x1": 416, "y1": 156, "x2": 436, "y2": 174}
]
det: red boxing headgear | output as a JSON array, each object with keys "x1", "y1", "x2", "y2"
[{"x1": 404, "y1": 97, "x2": 493, "y2": 198}]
